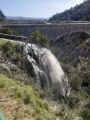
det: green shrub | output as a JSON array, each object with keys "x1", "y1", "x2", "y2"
[
  {"x1": 31, "y1": 31, "x2": 48, "y2": 47},
  {"x1": 1, "y1": 41, "x2": 23, "y2": 63},
  {"x1": 55, "y1": 110, "x2": 61, "y2": 117},
  {"x1": 15, "y1": 90, "x2": 22, "y2": 98},
  {"x1": 36, "y1": 99, "x2": 43, "y2": 108},
  {"x1": 67, "y1": 95, "x2": 80, "y2": 109},
  {"x1": 24, "y1": 94, "x2": 31, "y2": 105},
  {"x1": 1, "y1": 41, "x2": 13, "y2": 52},
  {"x1": 69, "y1": 74, "x2": 82, "y2": 91},
  {"x1": 43, "y1": 102, "x2": 49, "y2": 110},
  {"x1": 24, "y1": 109, "x2": 30, "y2": 114},
  {"x1": 77, "y1": 57, "x2": 90, "y2": 85},
  {"x1": 80, "y1": 102, "x2": 90, "y2": 120},
  {"x1": 36, "y1": 115, "x2": 43, "y2": 120},
  {"x1": 0, "y1": 27, "x2": 19, "y2": 36},
  {"x1": 35, "y1": 107, "x2": 41, "y2": 114},
  {"x1": 0, "y1": 82, "x2": 5, "y2": 88},
  {"x1": 79, "y1": 31, "x2": 87, "y2": 39},
  {"x1": 69, "y1": 57, "x2": 90, "y2": 93}
]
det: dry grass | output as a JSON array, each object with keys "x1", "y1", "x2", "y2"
[{"x1": 0, "y1": 74, "x2": 60, "y2": 120}]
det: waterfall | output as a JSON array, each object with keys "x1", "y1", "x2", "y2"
[{"x1": 24, "y1": 43, "x2": 70, "y2": 96}]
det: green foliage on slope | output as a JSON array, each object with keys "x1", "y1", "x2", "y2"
[
  {"x1": 0, "y1": 40, "x2": 23, "y2": 63},
  {"x1": 0, "y1": 10, "x2": 5, "y2": 21},
  {"x1": 69, "y1": 57, "x2": 90, "y2": 93},
  {"x1": 0, "y1": 74, "x2": 57, "y2": 120},
  {"x1": 0, "y1": 39, "x2": 60, "y2": 120},
  {"x1": 31, "y1": 31, "x2": 48, "y2": 47},
  {"x1": 0, "y1": 38, "x2": 90, "y2": 120},
  {"x1": 0, "y1": 27, "x2": 19, "y2": 36},
  {"x1": 49, "y1": 0, "x2": 90, "y2": 21}
]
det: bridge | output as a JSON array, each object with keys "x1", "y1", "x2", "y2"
[{"x1": 2, "y1": 23, "x2": 90, "y2": 40}]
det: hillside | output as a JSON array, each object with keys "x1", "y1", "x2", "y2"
[
  {"x1": 0, "y1": 74, "x2": 60, "y2": 120},
  {"x1": 0, "y1": 39, "x2": 60, "y2": 120},
  {"x1": 0, "y1": 37, "x2": 90, "y2": 120},
  {"x1": 49, "y1": 0, "x2": 90, "y2": 21},
  {"x1": 50, "y1": 31, "x2": 90, "y2": 66},
  {"x1": 0, "y1": 10, "x2": 5, "y2": 21}
]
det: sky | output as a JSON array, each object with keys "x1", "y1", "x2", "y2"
[{"x1": 0, "y1": 0, "x2": 84, "y2": 18}]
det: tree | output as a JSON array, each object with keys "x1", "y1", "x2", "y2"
[
  {"x1": 49, "y1": 0, "x2": 90, "y2": 21},
  {"x1": 31, "y1": 31, "x2": 48, "y2": 47},
  {"x1": 69, "y1": 57, "x2": 90, "y2": 95},
  {"x1": 0, "y1": 9, "x2": 5, "y2": 21}
]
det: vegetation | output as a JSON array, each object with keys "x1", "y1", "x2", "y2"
[
  {"x1": 69, "y1": 57, "x2": 90, "y2": 93},
  {"x1": 66, "y1": 57, "x2": 90, "y2": 120},
  {"x1": 0, "y1": 40, "x2": 23, "y2": 64},
  {"x1": 0, "y1": 74, "x2": 58, "y2": 120},
  {"x1": 80, "y1": 102, "x2": 90, "y2": 120},
  {"x1": 0, "y1": 38, "x2": 90, "y2": 120},
  {"x1": 79, "y1": 31, "x2": 89, "y2": 39},
  {"x1": 51, "y1": 41, "x2": 90, "y2": 120},
  {"x1": 0, "y1": 10, "x2": 5, "y2": 21},
  {"x1": 0, "y1": 27, "x2": 19, "y2": 36},
  {"x1": 31, "y1": 31, "x2": 48, "y2": 47},
  {"x1": 53, "y1": 56, "x2": 90, "y2": 120},
  {"x1": 0, "y1": 39, "x2": 60, "y2": 120},
  {"x1": 49, "y1": 0, "x2": 90, "y2": 21}
]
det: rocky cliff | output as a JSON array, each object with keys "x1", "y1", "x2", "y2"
[{"x1": 50, "y1": 31, "x2": 90, "y2": 66}]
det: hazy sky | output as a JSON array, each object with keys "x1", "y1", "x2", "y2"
[{"x1": 0, "y1": 0, "x2": 84, "y2": 18}]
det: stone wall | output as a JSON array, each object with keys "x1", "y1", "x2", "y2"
[
  {"x1": 0, "y1": 33, "x2": 27, "y2": 41},
  {"x1": 2, "y1": 23, "x2": 90, "y2": 40}
]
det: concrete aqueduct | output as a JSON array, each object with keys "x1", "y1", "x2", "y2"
[{"x1": 3, "y1": 23, "x2": 90, "y2": 40}]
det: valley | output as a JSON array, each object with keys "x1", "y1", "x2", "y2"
[{"x1": 0, "y1": 0, "x2": 90, "y2": 120}]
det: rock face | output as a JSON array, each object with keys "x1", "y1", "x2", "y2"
[{"x1": 50, "y1": 32, "x2": 90, "y2": 66}]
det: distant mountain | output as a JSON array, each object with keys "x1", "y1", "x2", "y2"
[
  {"x1": 6, "y1": 16, "x2": 48, "y2": 20},
  {"x1": 49, "y1": 0, "x2": 90, "y2": 21}
]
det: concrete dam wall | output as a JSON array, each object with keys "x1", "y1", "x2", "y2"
[{"x1": 3, "y1": 23, "x2": 90, "y2": 40}]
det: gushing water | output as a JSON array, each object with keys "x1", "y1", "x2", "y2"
[{"x1": 24, "y1": 43, "x2": 70, "y2": 96}]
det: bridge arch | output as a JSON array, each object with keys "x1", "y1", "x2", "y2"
[{"x1": 2, "y1": 23, "x2": 90, "y2": 41}]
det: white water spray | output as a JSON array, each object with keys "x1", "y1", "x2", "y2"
[{"x1": 24, "y1": 43, "x2": 70, "y2": 96}]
